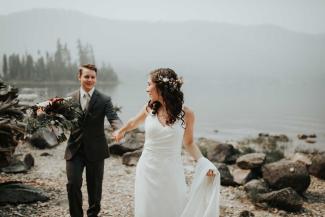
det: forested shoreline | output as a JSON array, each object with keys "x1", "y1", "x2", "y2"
[{"x1": 1, "y1": 39, "x2": 118, "y2": 82}]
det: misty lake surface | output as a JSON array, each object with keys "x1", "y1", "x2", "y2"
[{"x1": 15, "y1": 75, "x2": 325, "y2": 151}]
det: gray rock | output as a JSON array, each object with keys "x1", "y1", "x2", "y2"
[
  {"x1": 244, "y1": 179, "x2": 270, "y2": 202},
  {"x1": 298, "y1": 134, "x2": 317, "y2": 140},
  {"x1": 23, "y1": 153, "x2": 34, "y2": 169},
  {"x1": 122, "y1": 150, "x2": 142, "y2": 166},
  {"x1": 108, "y1": 129, "x2": 144, "y2": 156},
  {"x1": 214, "y1": 163, "x2": 238, "y2": 186},
  {"x1": 196, "y1": 137, "x2": 220, "y2": 158},
  {"x1": 0, "y1": 182, "x2": 49, "y2": 204},
  {"x1": 308, "y1": 153, "x2": 325, "y2": 179},
  {"x1": 258, "y1": 187, "x2": 304, "y2": 212},
  {"x1": 305, "y1": 139, "x2": 316, "y2": 144},
  {"x1": 262, "y1": 160, "x2": 310, "y2": 193},
  {"x1": 236, "y1": 153, "x2": 266, "y2": 169},
  {"x1": 207, "y1": 143, "x2": 239, "y2": 164},
  {"x1": 239, "y1": 210, "x2": 255, "y2": 217},
  {"x1": 232, "y1": 166, "x2": 255, "y2": 185},
  {"x1": 244, "y1": 179, "x2": 270, "y2": 194},
  {"x1": 109, "y1": 143, "x2": 143, "y2": 156},
  {"x1": 297, "y1": 134, "x2": 308, "y2": 140},
  {"x1": 0, "y1": 160, "x2": 28, "y2": 173},
  {"x1": 290, "y1": 152, "x2": 312, "y2": 166},
  {"x1": 29, "y1": 128, "x2": 60, "y2": 149}
]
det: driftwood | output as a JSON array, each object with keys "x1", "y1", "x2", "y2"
[{"x1": 0, "y1": 80, "x2": 26, "y2": 167}]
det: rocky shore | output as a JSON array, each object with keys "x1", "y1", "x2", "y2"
[{"x1": 1, "y1": 131, "x2": 325, "y2": 217}]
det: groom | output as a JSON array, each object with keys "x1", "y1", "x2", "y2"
[{"x1": 65, "y1": 64, "x2": 122, "y2": 217}]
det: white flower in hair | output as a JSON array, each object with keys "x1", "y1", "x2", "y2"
[{"x1": 162, "y1": 77, "x2": 169, "y2": 82}]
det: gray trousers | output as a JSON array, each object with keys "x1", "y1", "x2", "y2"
[{"x1": 66, "y1": 150, "x2": 104, "y2": 217}]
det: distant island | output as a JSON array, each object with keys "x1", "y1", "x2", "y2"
[{"x1": 1, "y1": 39, "x2": 118, "y2": 83}]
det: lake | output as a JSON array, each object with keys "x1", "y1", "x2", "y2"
[{"x1": 14, "y1": 74, "x2": 325, "y2": 151}]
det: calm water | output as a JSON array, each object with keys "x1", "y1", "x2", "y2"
[{"x1": 15, "y1": 75, "x2": 325, "y2": 151}]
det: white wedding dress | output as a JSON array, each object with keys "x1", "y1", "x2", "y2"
[{"x1": 134, "y1": 113, "x2": 220, "y2": 217}]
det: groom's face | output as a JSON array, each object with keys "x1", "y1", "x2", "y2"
[{"x1": 78, "y1": 68, "x2": 97, "y2": 92}]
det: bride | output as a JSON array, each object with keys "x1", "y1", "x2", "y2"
[{"x1": 113, "y1": 68, "x2": 220, "y2": 217}]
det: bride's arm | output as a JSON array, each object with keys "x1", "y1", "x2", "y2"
[
  {"x1": 182, "y1": 106, "x2": 203, "y2": 161},
  {"x1": 183, "y1": 106, "x2": 215, "y2": 177},
  {"x1": 112, "y1": 105, "x2": 148, "y2": 142}
]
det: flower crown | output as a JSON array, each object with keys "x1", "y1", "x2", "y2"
[{"x1": 157, "y1": 75, "x2": 183, "y2": 90}]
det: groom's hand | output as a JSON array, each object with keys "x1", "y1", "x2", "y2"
[{"x1": 36, "y1": 107, "x2": 45, "y2": 116}]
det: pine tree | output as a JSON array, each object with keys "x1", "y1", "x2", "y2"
[
  {"x1": 25, "y1": 54, "x2": 34, "y2": 80},
  {"x1": 35, "y1": 56, "x2": 46, "y2": 81},
  {"x1": 2, "y1": 54, "x2": 8, "y2": 79}
]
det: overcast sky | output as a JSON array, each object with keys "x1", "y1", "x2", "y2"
[{"x1": 1, "y1": 0, "x2": 325, "y2": 34}]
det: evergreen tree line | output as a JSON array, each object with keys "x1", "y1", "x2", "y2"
[{"x1": 1, "y1": 39, "x2": 118, "y2": 82}]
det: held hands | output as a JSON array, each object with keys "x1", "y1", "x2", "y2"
[{"x1": 112, "y1": 130, "x2": 125, "y2": 143}]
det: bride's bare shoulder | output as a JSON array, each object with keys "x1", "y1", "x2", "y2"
[{"x1": 183, "y1": 105, "x2": 195, "y2": 119}]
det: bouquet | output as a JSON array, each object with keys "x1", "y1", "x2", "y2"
[{"x1": 26, "y1": 97, "x2": 83, "y2": 143}]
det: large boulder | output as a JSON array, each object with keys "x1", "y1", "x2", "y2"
[
  {"x1": 29, "y1": 128, "x2": 60, "y2": 149},
  {"x1": 262, "y1": 160, "x2": 310, "y2": 193},
  {"x1": 214, "y1": 163, "x2": 237, "y2": 186},
  {"x1": 207, "y1": 143, "x2": 239, "y2": 164},
  {"x1": 236, "y1": 153, "x2": 266, "y2": 169},
  {"x1": 232, "y1": 166, "x2": 255, "y2": 185},
  {"x1": 290, "y1": 152, "x2": 312, "y2": 166},
  {"x1": 244, "y1": 179, "x2": 270, "y2": 203},
  {"x1": 109, "y1": 143, "x2": 143, "y2": 156},
  {"x1": 0, "y1": 182, "x2": 49, "y2": 204},
  {"x1": 196, "y1": 138, "x2": 220, "y2": 158},
  {"x1": 308, "y1": 153, "x2": 325, "y2": 179},
  {"x1": 258, "y1": 187, "x2": 304, "y2": 212},
  {"x1": 244, "y1": 179, "x2": 270, "y2": 195},
  {"x1": 109, "y1": 129, "x2": 144, "y2": 156},
  {"x1": 122, "y1": 150, "x2": 142, "y2": 166}
]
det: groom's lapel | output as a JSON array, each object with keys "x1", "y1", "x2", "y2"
[{"x1": 71, "y1": 90, "x2": 82, "y2": 110}]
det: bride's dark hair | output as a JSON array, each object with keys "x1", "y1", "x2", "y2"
[{"x1": 147, "y1": 68, "x2": 185, "y2": 127}]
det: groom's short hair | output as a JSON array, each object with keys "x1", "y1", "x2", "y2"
[{"x1": 79, "y1": 64, "x2": 97, "y2": 75}]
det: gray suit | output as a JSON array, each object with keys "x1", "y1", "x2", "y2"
[{"x1": 65, "y1": 89, "x2": 122, "y2": 217}]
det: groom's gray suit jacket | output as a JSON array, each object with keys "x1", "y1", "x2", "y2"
[{"x1": 64, "y1": 89, "x2": 122, "y2": 161}]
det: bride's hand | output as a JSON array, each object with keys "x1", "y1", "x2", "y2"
[
  {"x1": 112, "y1": 130, "x2": 125, "y2": 143},
  {"x1": 206, "y1": 169, "x2": 216, "y2": 177}
]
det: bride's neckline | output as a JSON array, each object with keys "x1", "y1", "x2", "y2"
[{"x1": 147, "y1": 111, "x2": 168, "y2": 128}]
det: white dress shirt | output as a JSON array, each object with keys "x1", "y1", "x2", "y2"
[{"x1": 80, "y1": 87, "x2": 95, "y2": 111}]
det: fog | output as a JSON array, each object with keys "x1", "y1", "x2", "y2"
[
  {"x1": 1, "y1": 0, "x2": 325, "y2": 34},
  {"x1": 1, "y1": 2, "x2": 324, "y2": 145},
  {"x1": 1, "y1": 9, "x2": 325, "y2": 81}
]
